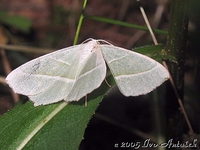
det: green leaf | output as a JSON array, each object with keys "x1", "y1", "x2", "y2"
[
  {"x1": 133, "y1": 44, "x2": 176, "y2": 63},
  {"x1": 0, "y1": 11, "x2": 32, "y2": 33},
  {"x1": 0, "y1": 76, "x2": 114, "y2": 150},
  {"x1": 87, "y1": 16, "x2": 168, "y2": 35}
]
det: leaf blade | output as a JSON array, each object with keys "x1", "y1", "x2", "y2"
[{"x1": 0, "y1": 76, "x2": 114, "y2": 150}]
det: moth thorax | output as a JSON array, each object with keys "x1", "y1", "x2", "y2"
[{"x1": 79, "y1": 46, "x2": 95, "y2": 64}]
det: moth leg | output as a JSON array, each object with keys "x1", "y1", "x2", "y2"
[
  {"x1": 104, "y1": 78, "x2": 111, "y2": 87},
  {"x1": 84, "y1": 95, "x2": 88, "y2": 107}
]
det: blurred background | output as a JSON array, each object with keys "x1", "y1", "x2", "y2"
[{"x1": 0, "y1": 0, "x2": 200, "y2": 149}]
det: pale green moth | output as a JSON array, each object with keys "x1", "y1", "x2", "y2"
[{"x1": 6, "y1": 39, "x2": 169, "y2": 106}]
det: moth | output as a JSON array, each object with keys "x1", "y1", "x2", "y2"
[{"x1": 6, "y1": 39, "x2": 169, "y2": 106}]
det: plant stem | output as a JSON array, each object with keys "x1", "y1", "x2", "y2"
[
  {"x1": 165, "y1": 0, "x2": 189, "y2": 139},
  {"x1": 73, "y1": 0, "x2": 88, "y2": 45}
]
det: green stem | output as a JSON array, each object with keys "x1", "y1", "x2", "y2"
[
  {"x1": 73, "y1": 0, "x2": 88, "y2": 45},
  {"x1": 166, "y1": 0, "x2": 189, "y2": 95},
  {"x1": 165, "y1": 0, "x2": 189, "y2": 139}
]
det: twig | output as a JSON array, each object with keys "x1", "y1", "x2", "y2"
[{"x1": 163, "y1": 61, "x2": 196, "y2": 139}]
